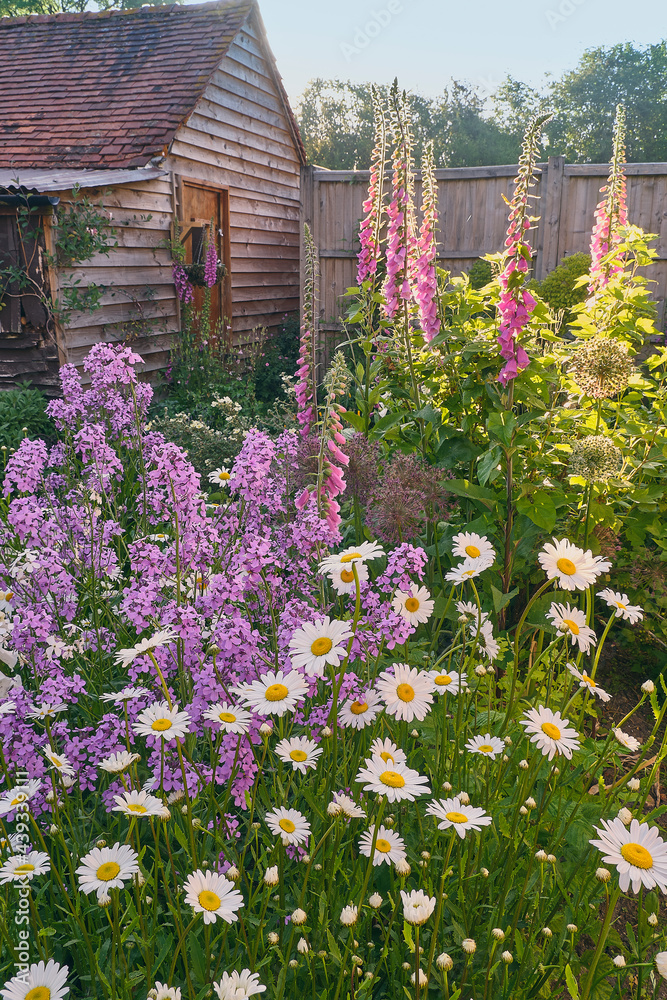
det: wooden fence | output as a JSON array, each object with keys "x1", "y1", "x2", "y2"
[{"x1": 300, "y1": 156, "x2": 667, "y2": 357}]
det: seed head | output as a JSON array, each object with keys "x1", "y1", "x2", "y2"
[{"x1": 570, "y1": 336, "x2": 633, "y2": 399}]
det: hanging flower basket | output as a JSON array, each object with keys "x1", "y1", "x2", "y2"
[{"x1": 181, "y1": 260, "x2": 227, "y2": 287}]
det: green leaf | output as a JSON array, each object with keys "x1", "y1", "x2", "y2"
[
  {"x1": 341, "y1": 410, "x2": 365, "y2": 432},
  {"x1": 444, "y1": 479, "x2": 498, "y2": 509},
  {"x1": 478, "y1": 446, "x2": 502, "y2": 486},
  {"x1": 487, "y1": 410, "x2": 518, "y2": 446},
  {"x1": 565, "y1": 963, "x2": 581, "y2": 999},
  {"x1": 490, "y1": 585, "x2": 519, "y2": 614},
  {"x1": 516, "y1": 489, "x2": 558, "y2": 532}
]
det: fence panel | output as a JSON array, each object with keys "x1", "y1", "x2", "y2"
[{"x1": 300, "y1": 157, "x2": 667, "y2": 366}]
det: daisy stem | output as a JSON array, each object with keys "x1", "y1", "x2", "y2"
[
  {"x1": 356, "y1": 797, "x2": 386, "y2": 915},
  {"x1": 501, "y1": 579, "x2": 553, "y2": 736},
  {"x1": 424, "y1": 833, "x2": 455, "y2": 991},
  {"x1": 589, "y1": 611, "x2": 616, "y2": 681},
  {"x1": 428, "y1": 584, "x2": 456, "y2": 654},
  {"x1": 168, "y1": 914, "x2": 198, "y2": 984},
  {"x1": 580, "y1": 885, "x2": 621, "y2": 1000},
  {"x1": 147, "y1": 650, "x2": 173, "y2": 708},
  {"x1": 637, "y1": 886, "x2": 644, "y2": 999},
  {"x1": 415, "y1": 924, "x2": 421, "y2": 1000}
]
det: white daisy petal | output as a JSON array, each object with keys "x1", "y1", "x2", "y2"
[
  {"x1": 76, "y1": 842, "x2": 139, "y2": 899},
  {"x1": 392, "y1": 584, "x2": 435, "y2": 626},
  {"x1": 465, "y1": 734, "x2": 505, "y2": 759},
  {"x1": 426, "y1": 796, "x2": 493, "y2": 838},
  {"x1": 355, "y1": 755, "x2": 431, "y2": 804},
  {"x1": 358, "y1": 824, "x2": 406, "y2": 866},
  {"x1": 538, "y1": 537, "x2": 611, "y2": 591},
  {"x1": 546, "y1": 602, "x2": 597, "y2": 653},
  {"x1": 520, "y1": 705, "x2": 581, "y2": 761},
  {"x1": 452, "y1": 532, "x2": 496, "y2": 564},
  {"x1": 288, "y1": 617, "x2": 353, "y2": 677},
  {"x1": 183, "y1": 868, "x2": 244, "y2": 925},
  {"x1": 429, "y1": 669, "x2": 468, "y2": 696},
  {"x1": 236, "y1": 670, "x2": 308, "y2": 718},
  {"x1": 566, "y1": 662, "x2": 611, "y2": 702},
  {"x1": 0, "y1": 959, "x2": 70, "y2": 1000},
  {"x1": 597, "y1": 588, "x2": 643, "y2": 624},
  {"x1": 265, "y1": 807, "x2": 311, "y2": 846},
  {"x1": 339, "y1": 689, "x2": 382, "y2": 729},
  {"x1": 376, "y1": 663, "x2": 434, "y2": 723},
  {"x1": 590, "y1": 817, "x2": 667, "y2": 894},
  {"x1": 274, "y1": 736, "x2": 323, "y2": 774}
]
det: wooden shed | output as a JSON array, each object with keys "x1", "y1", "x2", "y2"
[{"x1": 0, "y1": 0, "x2": 305, "y2": 391}]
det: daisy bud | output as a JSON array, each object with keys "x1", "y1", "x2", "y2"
[
  {"x1": 351, "y1": 955, "x2": 363, "y2": 966},
  {"x1": 617, "y1": 808, "x2": 632, "y2": 826},
  {"x1": 411, "y1": 970, "x2": 428, "y2": 987},
  {"x1": 502, "y1": 951, "x2": 513, "y2": 964},
  {"x1": 402, "y1": 963, "x2": 411, "y2": 971},
  {"x1": 596, "y1": 867, "x2": 611, "y2": 882},
  {"x1": 462, "y1": 938, "x2": 476, "y2": 955},
  {"x1": 96, "y1": 839, "x2": 107, "y2": 848},
  {"x1": 505, "y1": 736, "x2": 512, "y2": 744},
  {"x1": 159, "y1": 807, "x2": 171, "y2": 820},
  {"x1": 613, "y1": 955, "x2": 625, "y2": 968},
  {"x1": 542, "y1": 927, "x2": 552, "y2": 938},
  {"x1": 321, "y1": 726, "x2": 333, "y2": 737},
  {"x1": 458, "y1": 791, "x2": 470, "y2": 805},
  {"x1": 45, "y1": 790, "x2": 57, "y2": 804},
  {"x1": 369, "y1": 893, "x2": 383, "y2": 908},
  {"x1": 288, "y1": 959, "x2": 298, "y2": 968},
  {"x1": 442, "y1": 782, "x2": 452, "y2": 792},
  {"x1": 642, "y1": 680, "x2": 656, "y2": 694},
  {"x1": 314, "y1": 863, "x2": 322, "y2": 871},
  {"x1": 411, "y1": 729, "x2": 420, "y2": 737},
  {"x1": 649, "y1": 913, "x2": 658, "y2": 926},
  {"x1": 340, "y1": 904, "x2": 358, "y2": 926},
  {"x1": 436, "y1": 953, "x2": 453, "y2": 971},
  {"x1": 98, "y1": 890, "x2": 112, "y2": 908},
  {"x1": 421, "y1": 851, "x2": 431, "y2": 860},
  {"x1": 291, "y1": 908, "x2": 307, "y2": 925},
  {"x1": 547, "y1": 855, "x2": 557, "y2": 864},
  {"x1": 207, "y1": 643, "x2": 220, "y2": 655},
  {"x1": 301, "y1": 855, "x2": 311, "y2": 866},
  {"x1": 525, "y1": 798, "x2": 536, "y2": 809},
  {"x1": 519, "y1": 760, "x2": 529, "y2": 770},
  {"x1": 259, "y1": 722, "x2": 272, "y2": 736},
  {"x1": 168, "y1": 789, "x2": 184, "y2": 804},
  {"x1": 384, "y1": 814, "x2": 395, "y2": 827},
  {"x1": 264, "y1": 866, "x2": 279, "y2": 887},
  {"x1": 145, "y1": 896, "x2": 153, "y2": 904},
  {"x1": 365, "y1": 972, "x2": 373, "y2": 980},
  {"x1": 327, "y1": 801, "x2": 343, "y2": 816},
  {"x1": 134, "y1": 872, "x2": 146, "y2": 887},
  {"x1": 535, "y1": 850, "x2": 548, "y2": 862},
  {"x1": 225, "y1": 865, "x2": 240, "y2": 881},
  {"x1": 519, "y1": 806, "x2": 528, "y2": 815},
  {"x1": 297, "y1": 937, "x2": 309, "y2": 955},
  {"x1": 503, "y1": 754, "x2": 509, "y2": 762},
  {"x1": 191, "y1": 817, "x2": 202, "y2": 830},
  {"x1": 181, "y1": 805, "x2": 188, "y2": 815},
  {"x1": 628, "y1": 778, "x2": 640, "y2": 791},
  {"x1": 318, "y1": 951, "x2": 327, "y2": 959},
  {"x1": 480, "y1": 868, "x2": 489, "y2": 878},
  {"x1": 49, "y1": 824, "x2": 59, "y2": 835},
  {"x1": 252, "y1": 821, "x2": 261, "y2": 829},
  {"x1": 553, "y1": 767, "x2": 560, "y2": 775},
  {"x1": 491, "y1": 928, "x2": 505, "y2": 941},
  {"x1": 475, "y1": 665, "x2": 487, "y2": 677},
  {"x1": 394, "y1": 858, "x2": 411, "y2": 877},
  {"x1": 268, "y1": 932, "x2": 279, "y2": 945},
  {"x1": 567, "y1": 924, "x2": 578, "y2": 933}
]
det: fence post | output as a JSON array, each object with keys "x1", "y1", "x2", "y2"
[{"x1": 537, "y1": 155, "x2": 566, "y2": 280}]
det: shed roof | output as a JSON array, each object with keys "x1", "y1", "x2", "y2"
[{"x1": 0, "y1": 0, "x2": 299, "y2": 171}]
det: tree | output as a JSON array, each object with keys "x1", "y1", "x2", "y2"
[
  {"x1": 0, "y1": 0, "x2": 178, "y2": 14},
  {"x1": 296, "y1": 78, "x2": 521, "y2": 170}
]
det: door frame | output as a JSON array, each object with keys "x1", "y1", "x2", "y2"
[{"x1": 178, "y1": 176, "x2": 232, "y2": 336}]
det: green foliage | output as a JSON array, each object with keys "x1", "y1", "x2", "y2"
[
  {"x1": 467, "y1": 258, "x2": 494, "y2": 290},
  {"x1": 147, "y1": 408, "x2": 244, "y2": 482},
  {"x1": 252, "y1": 312, "x2": 300, "y2": 405},
  {"x1": 0, "y1": 383, "x2": 55, "y2": 451},
  {"x1": 0, "y1": 0, "x2": 178, "y2": 13},
  {"x1": 529, "y1": 253, "x2": 591, "y2": 328}
]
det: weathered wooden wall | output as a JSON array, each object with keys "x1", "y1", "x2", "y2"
[
  {"x1": 302, "y1": 157, "x2": 667, "y2": 356},
  {"x1": 166, "y1": 13, "x2": 302, "y2": 342},
  {"x1": 52, "y1": 10, "x2": 302, "y2": 380}
]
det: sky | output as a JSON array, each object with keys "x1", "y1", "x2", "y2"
[{"x1": 258, "y1": 0, "x2": 665, "y2": 109}]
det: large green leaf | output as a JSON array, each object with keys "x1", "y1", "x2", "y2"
[{"x1": 516, "y1": 489, "x2": 558, "y2": 531}]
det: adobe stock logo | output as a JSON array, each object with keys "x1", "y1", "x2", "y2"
[
  {"x1": 545, "y1": 0, "x2": 587, "y2": 30},
  {"x1": 340, "y1": 1, "x2": 404, "y2": 63}
]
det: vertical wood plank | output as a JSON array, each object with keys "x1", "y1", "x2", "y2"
[{"x1": 537, "y1": 156, "x2": 565, "y2": 280}]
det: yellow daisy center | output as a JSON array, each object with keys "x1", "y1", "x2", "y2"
[
  {"x1": 127, "y1": 804, "x2": 147, "y2": 814},
  {"x1": 10, "y1": 796, "x2": 24, "y2": 806},
  {"x1": 97, "y1": 861, "x2": 121, "y2": 881},
  {"x1": 380, "y1": 770, "x2": 405, "y2": 788},
  {"x1": 340, "y1": 552, "x2": 362, "y2": 563},
  {"x1": 265, "y1": 683, "x2": 289, "y2": 702},
  {"x1": 350, "y1": 701, "x2": 368, "y2": 715},
  {"x1": 445, "y1": 811, "x2": 468, "y2": 824},
  {"x1": 51, "y1": 756, "x2": 63, "y2": 767},
  {"x1": 379, "y1": 751, "x2": 394, "y2": 763},
  {"x1": 556, "y1": 557, "x2": 577, "y2": 576},
  {"x1": 198, "y1": 889, "x2": 221, "y2": 910},
  {"x1": 218, "y1": 712, "x2": 236, "y2": 723},
  {"x1": 219, "y1": 472, "x2": 230, "y2": 480},
  {"x1": 375, "y1": 838, "x2": 392, "y2": 853},
  {"x1": 290, "y1": 750, "x2": 308, "y2": 762},
  {"x1": 4, "y1": 592, "x2": 13, "y2": 601},
  {"x1": 14, "y1": 863, "x2": 35, "y2": 874},
  {"x1": 465, "y1": 544, "x2": 481, "y2": 558},
  {"x1": 435, "y1": 675, "x2": 452, "y2": 686},
  {"x1": 541, "y1": 722, "x2": 561, "y2": 741},
  {"x1": 479, "y1": 744, "x2": 494, "y2": 753},
  {"x1": 582, "y1": 674, "x2": 596, "y2": 687},
  {"x1": 562, "y1": 619, "x2": 580, "y2": 636},
  {"x1": 25, "y1": 988, "x2": 51, "y2": 1000},
  {"x1": 151, "y1": 718, "x2": 172, "y2": 732},
  {"x1": 397, "y1": 683, "x2": 415, "y2": 702},
  {"x1": 463, "y1": 569, "x2": 476, "y2": 578},
  {"x1": 340, "y1": 569, "x2": 355, "y2": 583},
  {"x1": 620, "y1": 843, "x2": 652, "y2": 869},
  {"x1": 404, "y1": 597, "x2": 420, "y2": 612},
  {"x1": 279, "y1": 818, "x2": 296, "y2": 833},
  {"x1": 311, "y1": 637, "x2": 333, "y2": 656}
]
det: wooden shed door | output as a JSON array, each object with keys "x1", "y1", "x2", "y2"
[{"x1": 180, "y1": 179, "x2": 232, "y2": 337}]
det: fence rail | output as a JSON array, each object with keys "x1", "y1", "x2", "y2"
[{"x1": 300, "y1": 156, "x2": 667, "y2": 361}]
